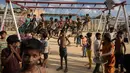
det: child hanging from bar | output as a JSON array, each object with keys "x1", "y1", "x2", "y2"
[
  {"x1": 20, "y1": 38, "x2": 46, "y2": 73},
  {"x1": 101, "y1": 33, "x2": 115, "y2": 73},
  {"x1": 57, "y1": 30, "x2": 70, "y2": 73},
  {"x1": 1, "y1": 35, "x2": 22, "y2": 73},
  {"x1": 80, "y1": 35, "x2": 87, "y2": 57},
  {"x1": 86, "y1": 32, "x2": 92, "y2": 69}
]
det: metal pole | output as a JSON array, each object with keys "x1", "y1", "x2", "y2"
[
  {"x1": 122, "y1": 5, "x2": 130, "y2": 43},
  {"x1": 114, "y1": 5, "x2": 121, "y2": 30},
  {"x1": 9, "y1": 0, "x2": 21, "y2": 40},
  {"x1": 0, "y1": 3, "x2": 9, "y2": 31},
  {"x1": 97, "y1": 12, "x2": 103, "y2": 32},
  {"x1": 103, "y1": 12, "x2": 107, "y2": 32}
]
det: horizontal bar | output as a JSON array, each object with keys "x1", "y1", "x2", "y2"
[
  {"x1": 13, "y1": 3, "x2": 26, "y2": 8},
  {"x1": 11, "y1": 1, "x2": 106, "y2": 5},
  {"x1": 26, "y1": 6, "x2": 107, "y2": 9}
]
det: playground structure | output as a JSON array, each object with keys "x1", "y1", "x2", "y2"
[{"x1": 0, "y1": 0, "x2": 129, "y2": 41}]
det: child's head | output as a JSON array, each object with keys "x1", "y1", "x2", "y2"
[
  {"x1": 103, "y1": 33, "x2": 111, "y2": 43},
  {"x1": 54, "y1": 18, "x2": 58, "y2": 22},
  {"x1": 66, "y1": 17, "x2": 68, "y2": 20},
  {"x1": 27, "y1": 14, "x2": 31, "y2": 18},
  {"x1": 86, "y1": 14, "x2": 89, "y2": 16},
  {"x1": 20, "y1": 38, "x2": 44, "y2": 67},
  {"x1": 0, "y1": 31, "x2": 7, "y2": 39},
  {"x1": 33, "y1": 14, "x2": 36, "y2": 18},
  {"x1": 7, "y1": 35, "x2": 20, "y2": 48},
  {"x1": 87, "y1": 32, "x2": 92, "y2": 38},
  {"x1": 69, "y1": 15, "x2": 72, "y2": 19},
  {"x1": 110, "y1": 27, "x2": 114, "y2": 32},
  {"x1": 77, "y1": 18, "x2": 80, "y2": 21},
  {"x1": 95, "y1": 33, "x2": 101, "y2": 40},
  {"x1": 60, "y1": 16, "x2": 63, "y2": 20},
  {"x1": 50, "y1": 17, "x2": 53, "y2": 21},
  {"x1": 40, "y1": 13, "x2": 44, "y2": 17},
  {"x1": 117, "y1": 31, "x2": 123, "y2": 38},
  {"x1": 41, "y1": 32, "x2": 47, "y2": 39},
  {"x1": 79, "y1": 35, "x2": 83, "y2": 39},
  {"x1": 60, "y1": 30, "x2": 66, "y2": 36}
]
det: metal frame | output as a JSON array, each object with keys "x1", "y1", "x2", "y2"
[{"x1": 0, "y1": 0, "x2": 129, "y2": 41}]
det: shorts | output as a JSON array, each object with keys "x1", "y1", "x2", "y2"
[
  {"x1": 44, "y1": 53, "x2": 48, "y2": 59},
  {"x1": 59, "y1": 47, "x2": 67, "y2": 57}
]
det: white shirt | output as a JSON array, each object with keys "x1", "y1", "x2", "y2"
[
  {"x1": 110, "y1": 32, "x2": 116, "y2": 40},
  {"x1": 94, "y1": 39, "x2": 101, "y2": 57},
  {"x1": 40, "y1": 39, "x2": 50, "y2": 53}
]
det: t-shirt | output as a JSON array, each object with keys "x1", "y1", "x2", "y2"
[
  {"x1": 1, "y1": 48, "x2": 20, "y2": 73},
  {"x1": 40, "y1": 39, "x2": 49, "y2": 53},
  {"x1": 25, "y1": 18, "x2": 31, "y2": 26},
  {"x1": 94, "y1": 39, "x2": 101, "y2": 57},
  {"x1": 110, "y1": 32, "x2": 116, "y2": 41}
]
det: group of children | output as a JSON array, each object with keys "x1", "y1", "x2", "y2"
[
  {"x1": 0, "y1": 30, "x2": 50, "y2": 73},
  {"x1": 0, "y1": 25, "x2": 130, "y2": 73},
  {"x1": 18, "y1": 13, "x2": 91, "y2": 40},
  {"x1": 73, "y1": 27, "x2": 130, "y2": 73}
]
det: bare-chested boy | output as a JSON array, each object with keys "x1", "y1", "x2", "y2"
[{"x1": 57, "y1": 30, "x2": 70, "y2": 73}]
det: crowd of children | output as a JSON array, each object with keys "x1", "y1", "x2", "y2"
[{"x1": 0, "y1": 13, "x2": 130, "y2": 73}]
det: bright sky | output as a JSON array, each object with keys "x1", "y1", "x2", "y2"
[{"x1": 0, "y1": 0, "x2": 130, "y2": 17}]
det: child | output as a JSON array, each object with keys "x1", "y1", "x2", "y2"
[
  {"x1": 28, "y1": 14, "x2": 37, "y2": 33},
  {"x1": 101, "y1": 33, "x2": 115, "y2": 73},
  {"x1": 1, "y1": 35, "x2": 22, "y2": 73},
  {"x1": 20, "y1": 38, "x2": 46, "y2": 73},
  {"x1": 0, "y1": 31, "x2": 7, "y2": 50},
  {"x1": 93, "y1": 33, "x2": 101, "y2": 73},
  {"x1": 114, "y1": 31, "x2": 126, "y2": 73},
  {"x1": 0, "y1": 31, "x2": 7, "y2": 71},
  {"x1": 86, "y1": 32, "x2": 92, "y2": 69},
  {"x1": 57, "y1": 30, "x2": 70, "y2": 73},
  {"x1": 40, "y1": 32, "x2": 50, "y2": 68},
  {"x1": 109, "y1": 27, "x2": 116, "y2": 41},
  {"x1": 74, "y1": 32, "x2": 81, "y2": 47},
  {"x1": 80, "y1": 35, "x2": 87, "y2": 57},
  {"x1": 76, "y1": 17, "x2": 82, "y2": 32}
]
